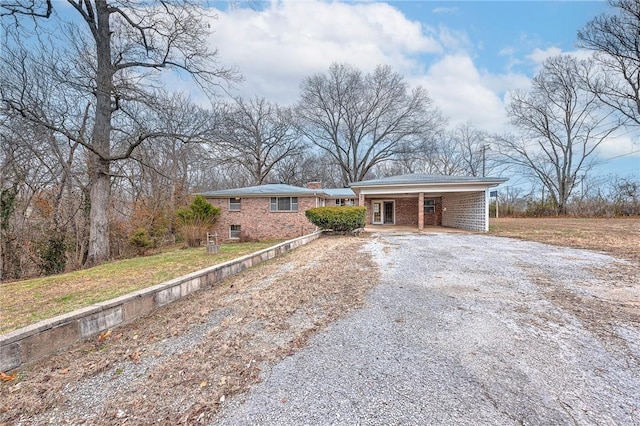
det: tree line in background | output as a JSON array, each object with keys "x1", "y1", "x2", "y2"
[{"x1": 1, "y1": 0, "x2": 638, "y2": 280}]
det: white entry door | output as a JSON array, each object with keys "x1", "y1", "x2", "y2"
[
  {"x1": 372, "y1": 202, "x2": 383, "y2": 224},
  {"x1": 372, "y1": 201, "x2": 394, "y2": 224}
]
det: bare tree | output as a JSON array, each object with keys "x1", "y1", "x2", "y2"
[
  {"x1": 270, "y1": 150, "x2": 345, "y2": 188},
  {"x1": 499, "y1": 55, "x2": 622, "y2": 215},
  {"x1": 1, "y1": 1, "x2": 236, "y2": 266},
  {"x1": 384, "y1": 123, "x2": 496, "y2": 177},
  {"x1": 297, "y1": 63, "x2": 444, "y2": 185},
  {"x1": 115, "y1": 93, "x2": 215, "y2": 242},
  {"x1": 449, "y1": 123, "x2": 495, "y2": 177},
  {"x1": 577, "y1": 0, "x2": 640, "y2": 125},
  {"x1": 211, "y1": 97, "x2": 304, "y2": 185},
  {"x1": 0, "y1": 113, "x2": 90, "y2": 278}
]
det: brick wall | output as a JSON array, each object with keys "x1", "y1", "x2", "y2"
[
  {"x1": 362, "y1": 196, "x2": 443, "y2": 227},
  {"x1": 395, "y1": 198, "x2": 418, "y2": 226},
  {"x1": 207, "y1": 196, "x2": 319, "y2": 242},
  {"x1": 363, "y1": 199, "x2": 372, "y2": 224},
  {"x1": 442, "y1": 191, "x2": 487, "y2": 232}
]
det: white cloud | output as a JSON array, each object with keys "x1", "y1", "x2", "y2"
[
  {"x1": 205, "y1": 2, "x2": 528, "y2": 136},
  {"x1": 526, "y1": 46, "x2": 595, "y2": 66},
  {"x1": 526, "y1": 46, "x2": 563, "y2": 65},
  {"x1": 208, "y1": 0, "x2": 442, "y2": 104},
  {"x1": 414, "y1": 54, "x2": 513, "y2": 133},
  {"x1": 598, "y1": 133, "x2": 640, "y2": 159},
  {"x1": 437, "y1": 25, "x2": 472, "y2": 52}
]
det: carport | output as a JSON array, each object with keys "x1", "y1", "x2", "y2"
[{"x1": 350, "y1": 174, "x2": 507, "y2": 232}]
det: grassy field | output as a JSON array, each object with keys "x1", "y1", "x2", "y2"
[
  {"x1": 0, "y1": 241, "x2": 280, "y2": 334},
  {"x1": 2, "y1": 217, "x2": 638, "y2": 335},
  {"x1": 490, "y1": 217, "x2": 640, "y2": 263}
]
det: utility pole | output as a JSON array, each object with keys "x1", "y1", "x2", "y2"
[{"x1": 481, "y1": 144, "x2": 490, "y2": 177}]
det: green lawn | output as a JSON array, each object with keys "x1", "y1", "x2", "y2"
[{"x1": 0, "y1": 241, "x2": 281, "y2": 334}]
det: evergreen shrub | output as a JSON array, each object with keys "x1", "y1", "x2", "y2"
[{"x1": 305, "y1": 206, "x2": 366, "y2": 234}]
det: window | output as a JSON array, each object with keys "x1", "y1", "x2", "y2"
[
  {"x1": 270, "y1": 197, "x2": 298, "y2": 212},
  {"x1": 335, "y1": 199, "x2": 355, "y2": 206},
  {"x1": 229, "y1": 225, "x2": 241, "y2": 239},
  {"x1": 424, "y1": 199, "x2": 435, "y2": 213},
  {"x1": 229, "y1": 197, "x2": 241, "y2": 211}
]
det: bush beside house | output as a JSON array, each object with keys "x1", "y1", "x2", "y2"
[
  {"x1": 305, "y1": 206, "x2": 366, "y2": 234},
  {"x1": 176, "y1": 196, "x2": 221, "y2": 247}
]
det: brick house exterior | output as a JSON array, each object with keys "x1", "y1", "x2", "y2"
[
  {"x1": 198, "y1": 174, "x2": 506, "y2": 241},
  {"x1": 199, "y1": 184, "x2": 356, "y2": 243},
  {"x1": 209, "y1": 196, "x2": 319, "y2": 242}
]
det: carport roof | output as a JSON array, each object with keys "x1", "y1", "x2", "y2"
[{"x1": 350, "y1": 174, "x2": 507, "y2": 188}]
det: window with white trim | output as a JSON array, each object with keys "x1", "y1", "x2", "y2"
[
  {"x1": 270, "y1": 197, "x2": 298, "y2": 212},
  {"x1": 229, "y1": 197, "x2": 241, "y2": 211},
  {"x1": 424, "y1": 199, "x2": 436, "y2": 213},
  {"x1": 335, "y1": 198, "x2": 355, "y2": 206},
  {"x1": 229, "y1": 225, "x2": 241, "y2": 239}
]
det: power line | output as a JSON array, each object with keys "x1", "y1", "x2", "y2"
[{"x1": 600, "y1": 149, "x2": 640, "y2": 162}]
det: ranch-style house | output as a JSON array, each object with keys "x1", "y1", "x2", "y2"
[{"x1": 199, "y1": 174, "x2": 507, "y2": 242}]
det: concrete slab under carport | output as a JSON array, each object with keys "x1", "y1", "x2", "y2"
[{"x1": 364, "y1": 225, "x2": 472, "y2": 234}]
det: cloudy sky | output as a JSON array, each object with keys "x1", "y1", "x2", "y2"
[{"x1": 202, "y1": 0, "x2": 639, "y2": 178}]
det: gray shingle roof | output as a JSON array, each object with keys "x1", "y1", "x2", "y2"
[
  {"x1": 197, "y1": 184, "x2": 319, "y2": 198},
  {"x1": 197, "y1": 174, "x2": 506, "y2": 198},
  {"x1": 197, "y1": 184, "x2": 356, "y2": 198},
  {"x1": 350, "y1": 174, "x2": 507, "y2": 187},
  {"x1": 322, "y1": 188, "x2": 356, "y2": 198}
]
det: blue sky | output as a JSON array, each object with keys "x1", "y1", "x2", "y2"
[
  {"x1": 200, "y1": 0, "x2": 638, "y2": 179},
  {"x1": 49, "y1": 1, "x2": 640, "y2": 179},
  {"x1": 411, "y1": 1, "x2": 608, "y2": 74}
]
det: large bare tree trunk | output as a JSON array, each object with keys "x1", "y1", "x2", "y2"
[
  {"x1": 87, "y1": 156, "x2": 111, "y2": 264},
  {"x1": 86, "y1": 0, "x2": 113, "y2": 265}
]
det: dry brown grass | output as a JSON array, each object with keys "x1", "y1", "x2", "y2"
[
  {"x1": 489, "y1": 217, "x2": 640, "y2": 264},
  {"x1": 0, "y1": 236, "x2": 378, "y2": 424},
  {"x1": 2, "y1": 219, "x2": 638, "y2": 423}
]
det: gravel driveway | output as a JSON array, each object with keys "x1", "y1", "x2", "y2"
[{"x1": 214, "y1": 232, "x2": 640, "y2": 425}]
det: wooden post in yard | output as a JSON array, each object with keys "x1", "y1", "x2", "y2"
[{"x1": 207, "y1": 232, "x2": 219, "y2": 254}]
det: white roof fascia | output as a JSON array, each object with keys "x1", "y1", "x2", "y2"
[{"x1": 356, "y1": 182, "x2": 502, "y2": 195}]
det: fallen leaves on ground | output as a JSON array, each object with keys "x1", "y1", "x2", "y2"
[
  {"x1": 0, "y1": 372, "x2": 16, "y2": 382},
  {"x1": 98, "y1": 329, "x2": 112, "y2": 341},
  {"x1": 0, "y1": 236, "x2": 379, "y2": 424}
]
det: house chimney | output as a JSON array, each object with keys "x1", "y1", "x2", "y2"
[{"x1": 306, "y1": 181, "x2": 322, "y2": 189}]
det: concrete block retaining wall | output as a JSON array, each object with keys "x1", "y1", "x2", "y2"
[{"x1": 0, "y1": 232, "x2": 322, "y2": 372}]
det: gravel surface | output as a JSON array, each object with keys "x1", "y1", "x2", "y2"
[
  {"x1": 213, "y1": 232, "x2": 640, "y2": 425},
  {"x1": 4, "y1": 236, "x2": 379, "y2": 425}
]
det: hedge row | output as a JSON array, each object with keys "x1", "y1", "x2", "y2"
[{"x1": 304, "y1": 206, "x2": 366, "y2": 233}]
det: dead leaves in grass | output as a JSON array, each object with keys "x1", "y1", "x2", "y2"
[
  {"x1": 98, "y1": 329, "x2": 112, "y2": 340},
  {"x1": 0, "y1": 372, "x2": 17, "y2": 383},
  {"x1": 0, "y1": 236, "x2": 380, "y2": 424}
]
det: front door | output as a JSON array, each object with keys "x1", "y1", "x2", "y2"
[
  {"x1": 383, "y1": 201, "x2": 394, "y2": 224},
  {"x1": 372, "y1": 201, "x2": 395, "y2": 225},
  {"x1": 372, "y1": 202, "x2": 383, "y2": 224}
]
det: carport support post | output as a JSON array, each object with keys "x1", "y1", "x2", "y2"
[
  {"x1": 418, "y1": 192, "x2": 424, "y2": 230},
  {"x1": 484, "y1": 189, "x2": 490, "y2": 232}
]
